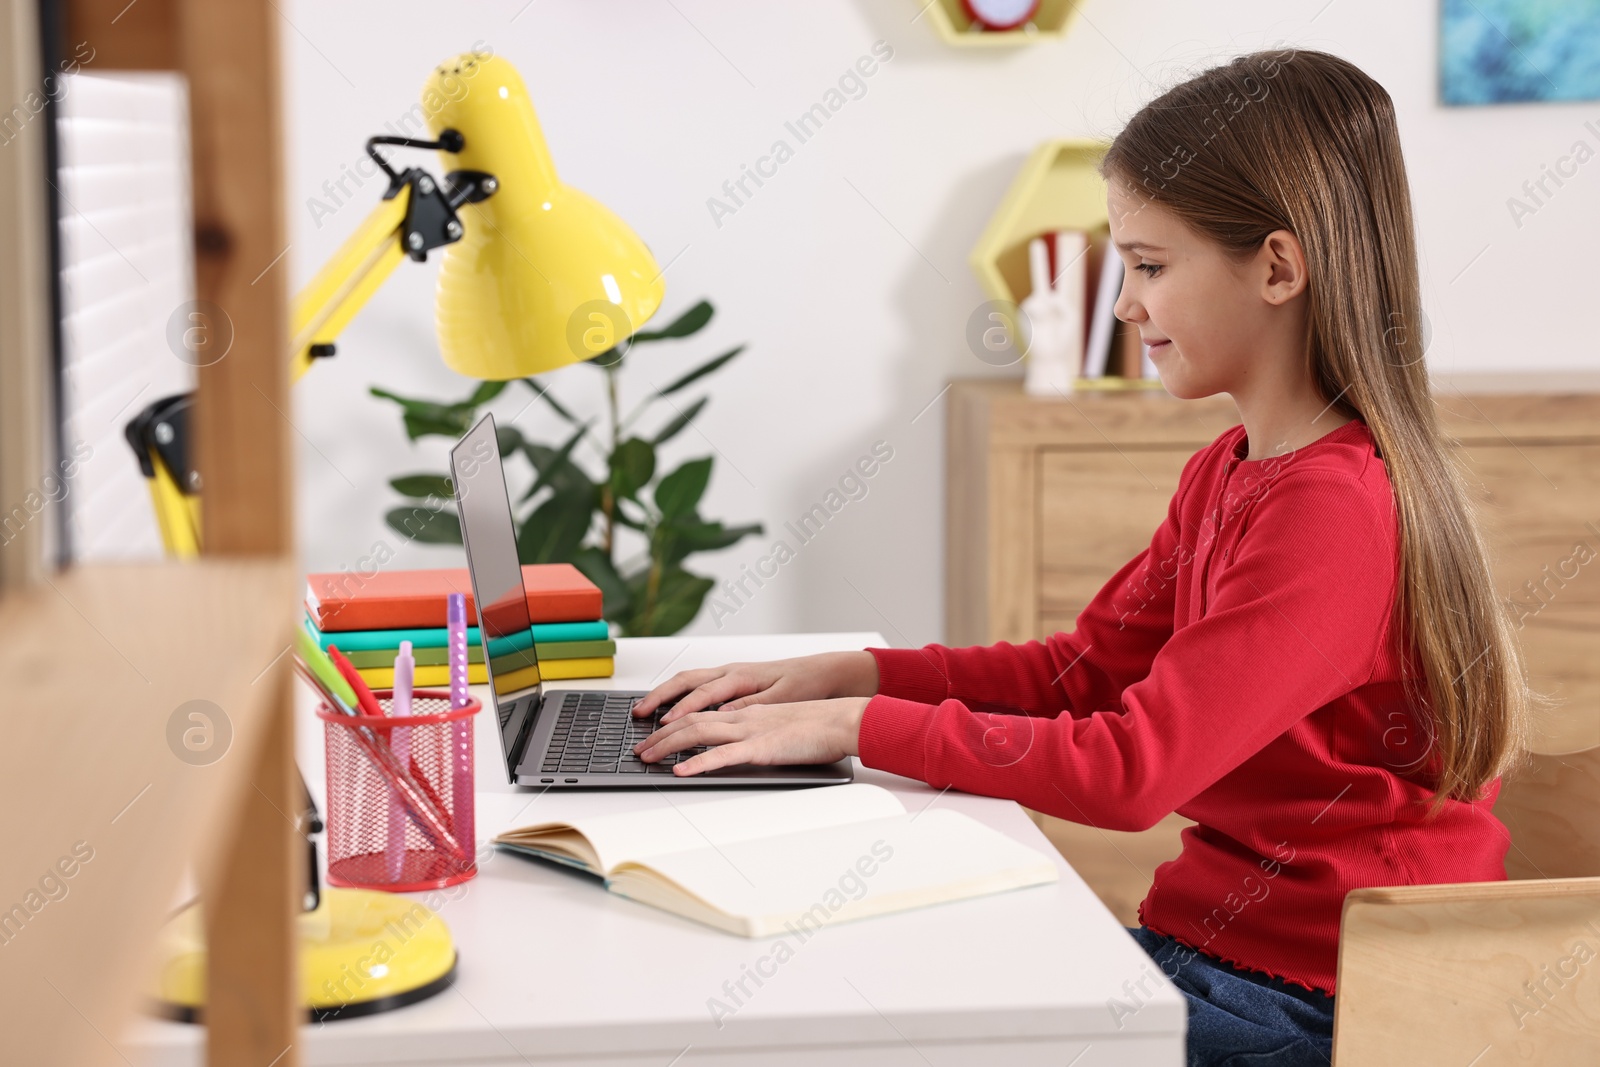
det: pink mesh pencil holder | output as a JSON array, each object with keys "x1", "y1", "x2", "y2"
[{"x1": 317, "y1": 689, "x2": 479, "y2": 892}]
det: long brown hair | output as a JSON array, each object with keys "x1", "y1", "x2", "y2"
[{"x1": 1100, "y1": 48, "x2": 1551, "y2": 814}]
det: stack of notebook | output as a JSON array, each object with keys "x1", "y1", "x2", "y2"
[{"x1": 303, "y1": 563, "x2": 614, "y2": 688}]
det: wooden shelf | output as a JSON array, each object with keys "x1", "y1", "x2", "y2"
[
  {"x1": 922, "y1": 0, "x2": 1087, "y2": 47},
  {"x1": 14, "y1": 2, "x2": 303, "y2": 1062},
  {"x1": 1069, "y1": 375, "x2": 1167, "y2": 392},
  {"x1": 970, "y1": 138, "x2": 1111, "y2": 308},
  {"x1": 968, "y1": 139, "x2": 1158, "y2": 387},
  {"x1": 0, "y1": 561, "x2": 297, "y2": 1065}
]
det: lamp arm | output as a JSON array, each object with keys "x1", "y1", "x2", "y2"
[
  {"x1": 290, "y1": 128, "x2": 492, "y2": 383},
  {"x1": 289, "y1": 192, "x2": 411, "y2": 382}
]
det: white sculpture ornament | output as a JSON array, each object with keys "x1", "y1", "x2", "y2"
[{"x1": 1020, "y1": 231, "x2": 1085, "y2": 397}]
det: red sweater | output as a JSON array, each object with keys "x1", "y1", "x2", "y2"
[{"x1": 857, "y1": 416, "x2": 1508, "y2": 995}]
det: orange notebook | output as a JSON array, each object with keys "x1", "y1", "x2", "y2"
[{"x1": 306, "y1": 563, "x2": 602, "y2": 632}]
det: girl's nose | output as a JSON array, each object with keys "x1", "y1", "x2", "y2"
[{"x1": 1114, "y1": 285, "x2": 1144, "y2": 324}]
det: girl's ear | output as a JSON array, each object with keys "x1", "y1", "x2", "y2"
[{"x1": 1258, "y1": 229, "x2": 1309, "y2": 306}]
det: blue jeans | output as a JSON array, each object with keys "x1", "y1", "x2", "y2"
[{"x1": 1125, "y1": 926, "x2": 1335, "y2": 1067}]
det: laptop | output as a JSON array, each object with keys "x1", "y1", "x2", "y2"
[{"x1": 451, "y1": 413, "x2": 854, "y2": 789}]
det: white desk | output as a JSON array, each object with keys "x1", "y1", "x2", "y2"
[{"x1": 127, "y1": 632, "x2": 1184, "y2": 1066}]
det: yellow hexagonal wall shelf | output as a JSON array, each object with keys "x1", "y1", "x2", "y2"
[
  {"x1": 969, "y1": 137, "x2": 1163, "y2": 390},
  {"x1": 921, "y1": 0, "x2": 1087, "y2": 47}
]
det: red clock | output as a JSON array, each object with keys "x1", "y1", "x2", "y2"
[{"x1": 960, "y1": 0, "x2": 1042, "y2": 31}]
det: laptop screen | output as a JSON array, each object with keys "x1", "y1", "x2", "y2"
[{"x1": 450, "y1": 413, "x2": 542, "y2": 772}]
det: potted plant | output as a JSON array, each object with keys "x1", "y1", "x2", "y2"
[{"x1": 371, "y1": 299, "x2": 763, "y2": 636}]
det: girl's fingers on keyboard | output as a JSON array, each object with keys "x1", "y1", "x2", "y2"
[
  {"x1": 634, "y1": 708, "x2": 736, "y2": 756},
  {"x1": 638, "y1": 656, "x2": 838, "y2": 723},
  {"x1": 637, "y1": 715, "x2": 749, "y2": 761},
  {"x1": 656, "y1": 673, "x2": 762, "y2": 724},
  {"x1": 718, "y1": 692, "x2": 778, "y2": 712},
  {"x1": 632, "y1": 668, "x2": 729, "y2": 717}
]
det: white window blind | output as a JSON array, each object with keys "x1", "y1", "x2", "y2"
[{"x1": 56, "y1": 71, "x2": 195, "y2": 561}]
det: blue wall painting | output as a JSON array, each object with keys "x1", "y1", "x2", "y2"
[{"x1": 1442, "y1": 0, "x2": 1600, "y2": 104}]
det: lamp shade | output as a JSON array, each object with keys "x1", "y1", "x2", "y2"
[{"x1": 423, "y1": 54, "x2": 664, "y2": 380}]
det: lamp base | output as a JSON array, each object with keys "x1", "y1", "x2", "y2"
[{"x1": 148, "y1": 887, "x2": 458, "y2": 1023}]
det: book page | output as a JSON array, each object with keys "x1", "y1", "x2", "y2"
[
  {"x1": 608, "y1": 808, "x2": 1059, "y2": 937},
  {"x1": 496, "y1": 782, "x2": 906, "y2": 875}
]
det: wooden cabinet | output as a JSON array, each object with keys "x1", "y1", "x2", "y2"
[
  {"x1": 1037, "y1": 450, "x2": 1191, "y2": 635},
  {"x1": 948, "y1": 381, "x2": 1244, "y2": 647},
  {"x1": 946, "y1": 375, "x2": 1600, "y2": 919}
]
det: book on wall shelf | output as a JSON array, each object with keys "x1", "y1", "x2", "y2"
[{"x1": 1031, "y1": 227, "x2": 1159, "y2": 392}]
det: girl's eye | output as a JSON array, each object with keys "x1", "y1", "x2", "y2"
[{"x1": 1135, "y1": 262, "x2": 1163, "y2": 277}]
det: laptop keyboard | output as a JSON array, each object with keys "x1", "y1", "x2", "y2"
[{"x1": 540, "y1": 692, "x2": 716, "y2": 775}]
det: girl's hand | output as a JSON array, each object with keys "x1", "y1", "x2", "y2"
[
  {"x1": 633, "y1": 697, "x2": 871, "y2": 776},
  {"x1": 631, "y1": 652, "x2": 879, "y2": 725}
]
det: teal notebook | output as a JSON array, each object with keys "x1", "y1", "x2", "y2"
[
  {"x1": 342, "y1": 638, "x2": 617, "y2": 668},
  {"x1": 303, "y1": 614, "x2": 609, "y2": 654}
]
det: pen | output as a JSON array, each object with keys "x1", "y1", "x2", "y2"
[
  {"x1": 447, "y1": 593, "x2": 475, "y2": 859},
  {"x1": 386, "y1": 640, "x2": 416, "y2": 882},
  {"x1": 328, "y1": 644, "x2": 386, "y2": 718}
]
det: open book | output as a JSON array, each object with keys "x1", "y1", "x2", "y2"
[{"x1": 491, "y1": 783, "x2": 1059, "y2": 937}]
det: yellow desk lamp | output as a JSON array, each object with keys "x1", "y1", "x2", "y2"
[
  {"x1": 153, "y1": 772, "x2": 461, "y2": 1022},
  {"x1": 145, "y1": 52, "x2": 664, "y2": 1021},
  {"x1": 132, "y1": 50, "x2": 665, "y2": 555}
]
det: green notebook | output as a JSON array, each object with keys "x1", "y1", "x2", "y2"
[
  {"x1": 303, "y1": 614, "x2": 608, "y2": 653},
  {"x1": 341, "y1": 638, "x2": 616, "y2": 668}
]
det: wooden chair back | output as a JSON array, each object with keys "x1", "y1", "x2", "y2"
[{"x1": 1333, "y1": 724, "x2": 1600, "y2": 1065}]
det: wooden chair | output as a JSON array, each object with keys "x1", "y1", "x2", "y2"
[
  {"x1": 1027, "y1": 746, "x2": 1600, "y2": 1064},
  {"x1": 1332, "y1": 732, "x2": 1600, "y2": 1064},
  {"x1": 1030, "y1": 729, "x2": 1600, "y2": 1063}
]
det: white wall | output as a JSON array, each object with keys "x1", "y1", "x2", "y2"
[{"x1": 284, "y1": 0, "x2": 1598, "y2": 646}]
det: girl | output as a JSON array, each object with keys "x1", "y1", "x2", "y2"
[{"x1": 630, "y1": 48, "x2": 1545, "y2": 1067}]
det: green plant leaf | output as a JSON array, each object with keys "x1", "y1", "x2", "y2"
[
  {"x1": 587, "y1": 346, "x2": 625, "y2": 369},
  {"x1": 515, "y1": 487, "x2": 594, "y2": 564},
  {"x1": 613, "y1": 498, "x2": 650, "y2": 531},
  {"x1": 624, "y1": 565, "x2": 714, "y2": 637},
  {"x1": 468, "y1": 380, "x2": 508, "y2": 406},
  {"x1": 570, "y1": 546, "x2": 631, "y2": 621},
  {"x1": 369, "y1": 385, "x2": 440, "y2": 412},
  {"x1": 520, "y1": 420, "x2": 596, "y2": 501},
  {"x1": 658, "y1": 343, "x2": 745, "y2": 397},
  {"x1": 658, "y1": 517, "x2": 763, "y2": 567},
  {"x1": 389, "y1": 473, "x2": 455, "y2": 499},
  {"x1": 654, "y1": 457, "x2": 712, "y2": 519},
  {"x1": 609, "y1": 437, "x2": 656, "y2": 501},
  {"x1": 496, "y1": 424, "x2": 526, "y2": 458},
  {"x1": 370, "y1": 386, "x2": 490, "y2": 441},
  {"x1": 617, "y1": 338, "x2": 740, "y2": 436},
  {"x1": 385, "y1": 504, "x2": 462, "y2": 544},
  {"x1": 651, "y1": 395, "x2": 708, "y2": 446},
  {"x1": 631, "y1": 299, "x2": 713, "y2": 343},
  {"x1": 373, "y1": 400, "x2": 469, "y2": 440},
  {"x1": 520, "y1": 377, "x2": 581, "y2": 423}
]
